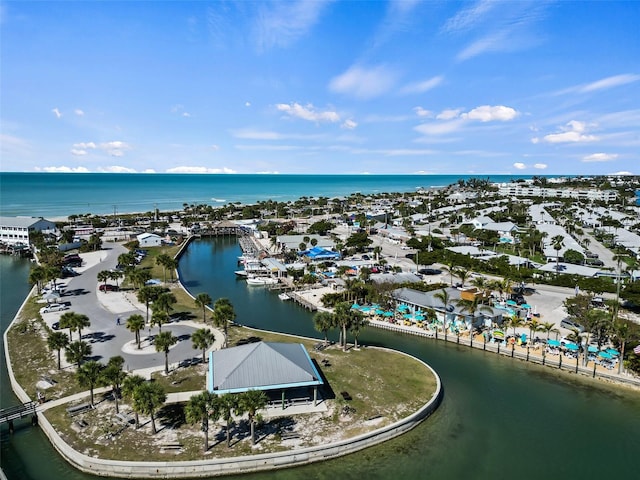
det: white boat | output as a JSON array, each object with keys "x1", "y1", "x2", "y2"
[
  {"x1": 246, "y1": 276, "x2": 278, "y2": 286},
  {"x1": 278, "y1": 292, "x2": 291, "y2": 301},
  {"x1": 234, "y1": 270, "x2": 248, "y2": 277}
]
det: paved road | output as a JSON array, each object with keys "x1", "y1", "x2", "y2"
[{"x1": 42, "y1": 244, "x2": 203, "y2": 375}]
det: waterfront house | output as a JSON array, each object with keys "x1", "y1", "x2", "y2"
[{"x1": 0, "y1": 216, "x2": 57, "y2": 247}]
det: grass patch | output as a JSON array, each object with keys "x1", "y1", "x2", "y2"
[{"x1": 7, "y1": 297, "x2": 84, "y2": 401}]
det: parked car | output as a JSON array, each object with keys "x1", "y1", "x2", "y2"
[
  {"x1": 41, "y1": 303, "x2": 69, "y2": 313},
  {"x1": 99, "y1": 284, "x2": 119, "y2": 292},
  {"x1": 419, "y1": 268, "x2": 442, "y2": 275},
  {"x1": 560, "y1": 319, "x2": 585, "y2": 332},
  {"x1": 52, "y1": 321, "x2": 60, "y2": 330},
  {"x1": 586, "y1": 259, "x2": 604, "y2": 266}
]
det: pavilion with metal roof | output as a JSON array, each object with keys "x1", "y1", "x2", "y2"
[{"x1": 207, "y1": 342, "x2": 324, "y2": 407}]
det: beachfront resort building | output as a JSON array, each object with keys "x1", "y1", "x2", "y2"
[
  {"x1": 0, "y1": 216, "x2": 57, "y2": 247},
  {"x1": 495, "y1": 183, "x2": 618, "y2": 202},
  {"x1": 207, "y1": 341, "x2": 324, "y2": 407}
]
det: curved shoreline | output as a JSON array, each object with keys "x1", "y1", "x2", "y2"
[{"x1": 4, "y1": 251, "x2": 443, "y2": 479}]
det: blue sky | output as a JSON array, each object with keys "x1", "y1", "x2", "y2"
[{"x1": 1, "y1": 1, "x2": 639, "y2": 175}]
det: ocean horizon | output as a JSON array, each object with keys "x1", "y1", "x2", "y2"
[{"x1": 0, "y1": 172, "x2": 535, "y2": 218}]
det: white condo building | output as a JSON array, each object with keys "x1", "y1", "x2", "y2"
[{"x1": 0, "y1": 216, "x2": 57, "y2": 246}]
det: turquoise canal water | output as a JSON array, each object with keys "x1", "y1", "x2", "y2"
[{"x1": 2, "y1": 239, "x2": 640, "y2": 479}]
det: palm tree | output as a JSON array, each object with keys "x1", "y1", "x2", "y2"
[
  {"x1": 65, "y1": 340, "x2": 92, "y2": 367},
  {"x1": 195, "y1": 292, "x2": 213, "y2": 323},
  {"x1": 551, "y1": 235, "x2": 564, "y2": 274},
  {"x1": 613, "y1": 321, "x2": 630, "y2": 375},
  {"x1": 218, "y1": 393, "x2": 240, "y2": 447},
  {"x1": 333, "y1": 302, "x2": 356, "y2": 351},
  {"x1": 453, "y1": 268, "x2": 470, "y2": 287},
  {"x1": 122, "y1": 375, "x2": 145, "y2": 428},
  {"x1": 185, "y1": 391, "x2": 219, "y2": 452},
  {"x1": 101, "y1": 356, "x2": 127, "y2": 414},
  {"x1": 77, "y1": 360, "x2": 103, "y2": 406},
  {"x1": 540, "y1": 321, "x2": 558, "y2": 341},
  {"x1": 154, "y1": 292, "x2": 177, "y2": 316},
  {"x1": 137, "y1": 286, "x2": 161, "y2": 324},
  {"x1": 74, "y1": 314, "x2": 91, "y2": 340},
  {"x1": 527, "y1": 318, "x2": 541, "y2": 344},
  {"x1": 455, "y1": 297, "x2": 493, "y2": 342},
  {"x1": 313, "y1": 311, "x2": 335, "y2": 345},
  {"x1": 47, "y1": 331, "x2": 69, "y2": 370},
  {"x1": 212, "y1": 298, "x2": 236, "y2": 348},
  {"x1": 97, "y1": 270, "x2": 111, "y2": 292},
  {"x1": 434, "y1": 289, "x2": 451, "y2": 337},
  {"x1": 191, "y1": 328, "x2": 215, "y2": 364},
  {"x1": 239, "y1": 389, "x2": 268, "y2": 445},
  {"x1": 154, "y1": 331, "x2": 178, "y2": 374},
  {"x1": 29, "y1": 265, "x2": 46, "y2": 294},
  {"x1": 132, "y1": 381, "x2": 166, "y2": 434},
  {"x1": 59, "y1": 311, "x2": 78, "y2": 342},
  {"x1": 165, "y1": 257, "x2": 178, "y2": 282},
  {"x1": 156, "y1": 254, "x2": 172, "y2": 283},
  {"x1": 109, "y1": 269, "x2": 123, "y2": 287},
  {"x1": 126, "y1": 314, "x2": 145, "y2": 349},
  {"x1": 349, "y1": 313, "x2": 368, "y2": 350},
  {"x1": 151, "y1": 309, "x2": 170, "y2": 332}
]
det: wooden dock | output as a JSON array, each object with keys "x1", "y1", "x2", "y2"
[{"x1": 287, "y1": 291, "x2": 318, "y2": 311}]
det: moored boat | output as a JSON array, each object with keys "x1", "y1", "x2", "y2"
[
  {"x1": 278, "y1": 292, "x2": 290, "y2": 301},
  {"x1": 246, "y1": 276, "x2": 278, "y2": 286}
]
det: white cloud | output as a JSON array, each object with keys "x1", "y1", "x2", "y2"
[
  {"x1": 70, "y1": 149, "x2": 88, "y2": 156},
  {"x1": 142, "y1": 169, "x2": 156, "y2": 174},
  {"x1": 98, "y1": 165, "x2": 137, "y2": 173},
  {"x1": 245, "y1": 102, "x2": 251, "y2": 107},
  {"x1": 400, "y1": 75, "x2": 444, "y2": 94},
  {"x1": 533, "y1": 163, "x2": 547, "y2": 169},
  {"x1": 414, "y1": 107, "x2": 432, "y2": 118},
  {"x1": 582, "y1": 153, "x2": 618, "y2": 163},
  {"x1": 74, "y1": 109, "x2": 84, "y2": 116},
  {"x1": 414, "y1": 119, "x2": 465, "y2": 136},
  {"x1": 329, "y1": 65, "x2": 398, "y2": 99},
  {"x1": 442, "y1": 0, "x2": 497, "y2": 34},
  {"x1": 73, "y1": 142, "x2": 97, "y2": 149},
  {"x1": 416, "y1": 105, "x2": 518, "y2": 137},
  {"x1": 233, "y1": 129, "x2": 282, "y2": 140},
  {"x1": 609, "y1": 171, "x2": 633, "y2": 176},
  {"x1": 38, "y1": 166, "x2": 90, "y2": 173},
  {"x1": 100, "y1": 141, "x2": 132, "y2": 156},
  {"x1": 538, "y1": 120, "x2": 598, "y2": 144},
  {"x1": 436, "y1": 109, "x2": 461, "y2": 120},
  {"x1": 165, "y1": 166, "x2": 236, "y2": 174},
  {"x1": 211, "y1": 144, "x2": 220, "y2": 151},
  {"x1": 0, "y1": 133, "x2": 31, "y2": 157},
  {"x1": 276, "y1": 102, "x2": 339, "y2": 123},
  {"x1": 255, "y1": 0, "x2": 329, "y2": 50},
  {"x1": 562, "y1": 74, "x2": 640, "y2": 94},
  {"x1": 513, "y1": 162, "x2": 526, "y2": 170},
  {"x1": 52, "y1": 108, "x2": 62, "y2": 119},
  {"x1": 462, "y1": 105, "x2": 518, "y2": 122},
  {"x1": 341, "y1": 119, "x2": 357, "y2": 130}
]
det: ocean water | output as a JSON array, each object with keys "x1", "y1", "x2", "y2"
[{"x1": 0, "y1": 172, "x2": 529, "y2": 217}]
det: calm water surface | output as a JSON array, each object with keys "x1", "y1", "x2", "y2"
[{"x1": 2, "y1": 239, "x2": 640, "y2": 479}]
